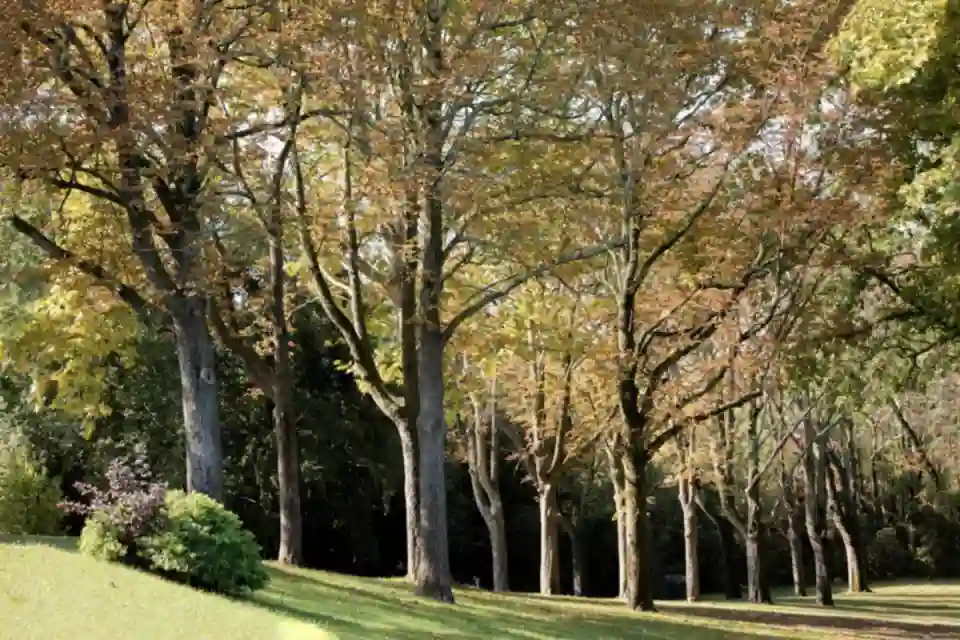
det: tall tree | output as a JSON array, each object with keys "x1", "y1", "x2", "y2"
[{"x1": 0, "y1": 1, "x2": 302, "y2": 497}]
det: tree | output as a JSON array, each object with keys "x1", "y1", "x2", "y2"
[
  {"x1": 0, "y1": 0, "x2": 310, "y2": 499},
  {"x1": 286, "y1": 1, "x2": 614, "y2": 601}
]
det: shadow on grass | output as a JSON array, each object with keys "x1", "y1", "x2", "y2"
[
  {"x1": 252, "y1": 567, "x2": 778, "y2": 640},
  {"x1": 831, "y1": 598, "x2": 960, "y2": 621},
  {"x1": 661, "y1": 603, "x2": 960, "y2": 639}
]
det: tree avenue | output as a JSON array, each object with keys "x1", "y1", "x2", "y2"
[{"x1": 5, "y1": 0, "x2": 960, "y2": 624}]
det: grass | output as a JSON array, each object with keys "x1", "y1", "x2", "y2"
[{"x1": 2, "y1": 536, "x2": 960, "y2": 639}]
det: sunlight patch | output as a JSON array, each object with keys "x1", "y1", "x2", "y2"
[{"x1": 276, "y1": 618, "x2": 336, "y2": 640}]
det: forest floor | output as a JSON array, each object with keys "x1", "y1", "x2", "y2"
[{"x1": 3, "y1": 536, "x2": 960, "y2": 639}]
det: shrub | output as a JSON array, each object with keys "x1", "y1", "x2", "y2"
[
  {"x1": 868, "y1": 526, "x2": 911, "y2": 580},
  {"x1": 141, "y1": 490, "x2": 269, "y2": 595},
  {"x1": 0, "y1": 435, "x2": 63, "y2": 535},
  {"x1": 63, "y1": 447, "x2": 167, "y2": 564},
  {"x1": 79, "y1": 514, "x2": 127, "y2": 561}
]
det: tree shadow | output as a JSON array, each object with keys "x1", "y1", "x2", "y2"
[
  {"x1": 252, "y1": 567, "x2": 783, "y2": 639},
  {"x1": 662, "y1": 603, "x2": 960, "y2": 639}
]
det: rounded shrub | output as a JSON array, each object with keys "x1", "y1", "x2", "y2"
[
  {"x1": 141, "y1": 490, "x2": 269, "y2": 596},
  {"x1": 0, "y1": 435, "x2": 63, "y2": 535},
  {"x1": 79, "y1": 514, "x2": 127, "y2": 562}
]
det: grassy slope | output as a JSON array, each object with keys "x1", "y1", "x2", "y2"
[{"x1": 2, "y1": 537, "x2": 960, "y2": 639}]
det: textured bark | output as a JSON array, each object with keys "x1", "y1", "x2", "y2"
[
  {"x1": 538, "y1": 482, "x2": 562, "y2": 595},
  {"x1": 466, "y1": 392, "x2": 509, "y2": 592},
  {"x1": 606, "y1": 442, "x2": 628, "y2": 600},
  {"x1": 171, "y1": 298, "x2": 223, "y2": 500},
  {"x1": 489, "y1": 511, "x2": 509, "y2": 593},
  {"x1": 561, "y1": 514, "x2": 586, "y2": 597},
  {"x1": 678, "y1": 477, "x2": 700, "y2": 602},
  {"x1": 786, "y1": 509, "x2": 806, "y2": 596},
  {"x1": 398, "y1": 426, "x2": 420, "y2": 579},
  {"x1": 802, "y1": 417, "x2": 834, "y2": 606},
  {"x1": 274, "y1": 397, "x2": 302, "y2": 565},
  {"x1": 827, "y1": 440, "x2": 870, "y2": 594},
  {"x1": 623, "y1": 449, "x2": 654, "y2": 611},
  {"x1": 414, "y1": 326, "x2": 454, "y2": 602},
  {"x1": 268, "y1": 205, "x2": 303, "y2": 566},
  {"x1": 782, "y1": 461, "x2": 807, "y2": 596},
  {"x1": 744, "y1": 402, "x2": 772, "y2": 604}
]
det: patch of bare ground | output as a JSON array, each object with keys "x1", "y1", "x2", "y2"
[{"x1": 662, "y1": 604, "x2": 960, "y2": 639}]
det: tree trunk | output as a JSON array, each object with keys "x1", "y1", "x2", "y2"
[
  {"x1": 171, "y1": 298, "x2": 223, "y2": 500},
  {"x1": 744, "y1": 524, "x2": 772, "y2": 604},
  {"x1": 398, "y1": 426, "x2": 420, "y2": 580},
  {"x1": 398, "y1": 254, "x2": 422, "y2": 581},
  {"x1": 623, "y1": 449, "x2": 654, "y2": 611},
  {"x1": 786, "y1": 510, "x2": 807, "y2": 596},
  {"x1": 827, "y1": 455, "x2": 869, "y2": 594},
  {"x1": 465, "y1": 393, "x2": 508, "y2": 593},
  {"x1": 802, "y1": 417, "x2": 833, "y2": 606},
  {"x1": 678, "y1": 479, "x2": 700, "y2": 602},
  {"x1": 269, "y1": 214, "x2": 303, "y2": 566},
  {"x1": 488, "y1": 507, "x2": 509, "y2": 592},
  {"x1": 607, "y1": 446, "x2": 628, "y2": 600},
  {"x1": 561, "y1": 515, "x2": 585, "y2": 597},
  {"x1": 538, "y1": 482, "x2": 562, "y2": 595},
  {"x1": 744, "y1": 402, "x2": 771, "y2": 604},
  {"x1": 414, "y1": 327, "x2": 454, "y2": 602},
  {"x1": 274, "y1": 398, "x2": 302, "y2": 565},
  {"x1": 616, "y1": 506, "x2": 627, "y2": 600}
]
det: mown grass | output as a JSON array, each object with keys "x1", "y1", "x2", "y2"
[{"x1": 2, "y1": 535, "x2": 959, "y2": 639}]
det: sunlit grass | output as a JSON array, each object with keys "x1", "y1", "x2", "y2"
[{"x1": 3, "y1": 536, "x2": 958, "y2": 639}]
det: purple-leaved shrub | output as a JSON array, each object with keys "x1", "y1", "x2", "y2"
[{"x1": 61, "y1": 446, "x2": 167, "y2": 560}]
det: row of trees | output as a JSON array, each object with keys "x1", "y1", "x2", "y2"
[{"x1": 1, "y1": 0, "x2": 958, "y2": 612}]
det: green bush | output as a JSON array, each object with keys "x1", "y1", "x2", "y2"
[
  {"x1": 868, "y1": 526, "x2": 911, "y2": 579},
  {"x1": 79, "y1": 514, "x2": 127, "y2": 562},
  {"x1": 141, "y1": 490, "x2": 269, "y2": 595},
  {"x1": 0, "y1": 436, "x2": 62, "y2": 535}
]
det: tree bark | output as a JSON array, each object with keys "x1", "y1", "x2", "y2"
[
  {"x1": 538, "y1": 482, "x2": 562, "y2": 595},
  {"x1": 744, "y1": 401, "x2": 772, "y2": 604},
  {"x1": 267, "y1": 204, "x2": 303, "y2": 566},
  {"x1": 398, "y1": 426, "x2": 420, "y2": 579},
  {"x1": 274, "y1": 397, "x2": 302, "y2": 565},
  {"x1": 623, "y1": 448, "x2": 654, "y2": 611},
  {"x1": 171, "y1": 298, "x2": 223, "y2": 500},
  {"x1": 678, "y1": 477, "x2": 700, "y2": 602},
  {"x1": 827, "y1": 449, "x2": 869, "y2": 593},
  {"x1": 802, "y1": 416, "x2": 834, "y2": 606},
  {"x1": 606, "y1": 443, "x2": 628, "y2": 600},
  {"x1": 414, "y1": 326, "x2": 454, "y2": 602},
  {"x1": 786, "y1": 509, "x2": 806, "y2": 596},
  {"x1": 465, "y1": 392, "x2": 509, "y2": 592},
  {"x1": 744, "y1": 523, "x2": 772, "y2": 604},
  {"x1": 561, "y1": 514, "x2": 586, "y2": 597}
]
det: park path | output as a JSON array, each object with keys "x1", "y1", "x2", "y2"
[{"x1": 662, "y1": 603, "x2": 960, "y2": 639}]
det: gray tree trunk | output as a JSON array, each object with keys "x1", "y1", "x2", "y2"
[
  {"x1": 171, "y1": 297, "x2": 223, "y2": 500},
  {"x1": 802, "y1": 417, "x2": 834, "y2": 606},
  {"x1": 787, "y1": 510, "x2": 806, "y2": 596},
  {"x1": 678, "y1": 478, "x2": 700, "y2": 602},
  {"x1": 623, "y1": 449, "x2": 654, "y2": 611},
  {"x1": 398, "y1": 426, "x2": 420, "y2": 579},
  {"x1": 538, "y1": 482, "x2": 562, "y2": 595},
  {"x1": 414, "y1": 326, "x2": 454, "y2": 602}
]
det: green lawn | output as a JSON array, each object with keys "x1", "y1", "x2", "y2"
[{"x1": 2, "y1": 536, "x2": 960, "y2": 639}]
